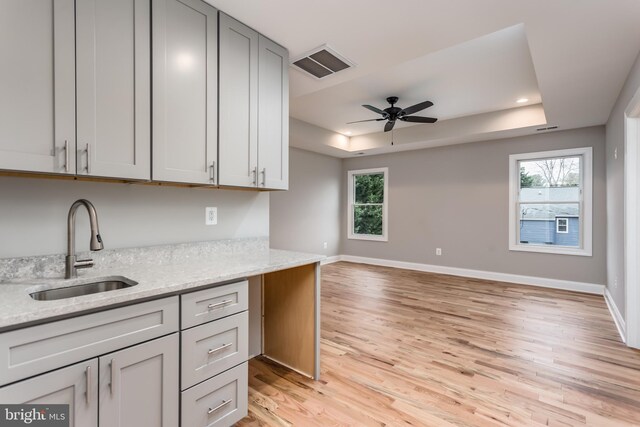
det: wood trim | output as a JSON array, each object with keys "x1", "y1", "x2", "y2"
[
  {"x1": 605, "y1": 287, "x2": 626, "y2": 343},
  {"x1": 338, "y1": 255, "x2": 604, "y2": 295},
  {"x1": 263, "y1": 264, "x2": 316, "y2": 378}
]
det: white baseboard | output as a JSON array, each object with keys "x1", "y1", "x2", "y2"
[
  {"x1": 337, "y1": 254, "x2": 605, "y2": 295},
  {"x1": 320, "y1": 255, "x2": 342, "y2": 265},
  {"x1": 604, "y1": 288, "x2": 627, "y2": 343}
]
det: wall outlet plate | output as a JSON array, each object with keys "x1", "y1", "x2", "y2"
[
  {"x1": 436, "y1": 248, "x2": 442, "y2": 256},
  {"x1": 205, "y1": 207, "x2": 217, "y2": 225}
]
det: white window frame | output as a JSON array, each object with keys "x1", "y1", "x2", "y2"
[
  {"x1": 508, "y1": 147, "x2": 593, "y2": 256},
  {"x1": 556, "y1": 218, "x2": 569, "y2": 234},
  {"x1": 348, "y1": 167, "x2": 388, "y2": 241}
]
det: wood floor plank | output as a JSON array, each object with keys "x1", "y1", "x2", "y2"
[{"x1": 237, "y1": 262, "x2": 640, "y2": 426}]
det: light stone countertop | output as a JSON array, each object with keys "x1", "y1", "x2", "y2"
[{"x1": 0, "y1": 238, "x2": 324, "y2": 331}]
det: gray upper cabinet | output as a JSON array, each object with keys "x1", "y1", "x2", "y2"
[
  {"x1": 219, "y1": 13, "x2": 289, "y2": 190},
  {"x1": 0, "y1": 0, "x2": 76, "y2": 175},
  {"x1": 258, "y1": 35, "x2": 289, "y2": 190},
  {"x1": 152, "y1": 0, "x2": 218, "y2": 185},
  {"x1": 99, "y1": 333, "x2": 179, "y2": 427},
  {"x1": 218, "y1": 13, "x2": 259, "y2": 188},
  {"x1": 76, "y1": 0, "x2": 151, "y2": 180},
  {"x1": 0, "y1": 359, "x2": 99, "y2": 427}
]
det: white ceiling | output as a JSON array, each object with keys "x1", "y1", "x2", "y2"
[{"x1": 206, "y1": 0, "x2": 640, "y2": 155}]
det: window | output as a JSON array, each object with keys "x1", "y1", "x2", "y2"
[
  {"x1": 509, "y1": 147, "x2": 592, "y2": 256},
  {"x1": 556, "y1": 218, "x2": 569, "y2": 234},
  {"x1": 348, "y1": 168, "x2": 388, "y2": 241}
]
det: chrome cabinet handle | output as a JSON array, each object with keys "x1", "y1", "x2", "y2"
[
  {"x1": 209, "y1": 161, "x2": 216, "y2": 184},
  {"x1": 208, "y1": 399, "x2": 232, "y2": 415},
  {"x1": 251, "y1": 166, "x2": 257, "y2": 185},
  {"x1": 207, "y1": 299, "x2": 233, "y2": 310},
  {"x1": 260, "y1": 168, "x2": 266, "y2": 187},
  {"x1": 207, "y1": 342, "x2": 232, "y2": 355},
  {"x1": 109, "y1": 359, "x2": 116, "y2": 395},
  {"x1": 85, "y1": 143, "x2": 90, "y2": 174},
  {"x1": 64, "y1": 140, "x2": 69, "y2": 173},
  {"x1": 85, "y1": 365, "x2": 91, "y2": 405}
]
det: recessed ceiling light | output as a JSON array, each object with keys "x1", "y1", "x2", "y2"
[
  {"x1": 516, "y1": 98, "x2": 529, "y2": 104},
  {"x1": 345, "y1": 131, "x2": 352, "y2": 136}
]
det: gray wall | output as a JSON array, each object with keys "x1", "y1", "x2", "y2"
[
  {"x1": 270, "y1": 147, "x2": 342, "y2": 256},
  {"x1": 341, "y1": 126, "x2": 607, "y2": 285},
  {"x1": 0, "y1": 177, "x2": 269, "y2": 258},
  {"x1": 606, "y1": 51, "x2": 640, "y2": 317}
]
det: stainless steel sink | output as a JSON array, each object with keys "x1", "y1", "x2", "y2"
[{"x1": 30, "y1": 277, "x2": 138, "y2": 301}]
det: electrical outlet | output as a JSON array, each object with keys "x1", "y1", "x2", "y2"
[
  {"x1": 614, "y1": 147, "x2": 618, "y2": 160},
  {"x1": 323, "y1": 242, "x2": 328, "y2": 249},
  {"x1": 205, "y1": 207, "x2": 217, "y2": 225},
  {"x1": 614, "y1": 276, "x2": 618, "y2": 289},
  {"x1": 436, "y1": 248, "x2": 442, "y2": 256}
]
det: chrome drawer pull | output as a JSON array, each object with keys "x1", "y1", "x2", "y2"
[
  {"x1": 207, "y1": 342, "x2": 232, "y2": 355},
  {"x1": 208, "y1": 399, "x2": 232, "y2": 415},
  {"x1": 207, "y1": 299, "x2": 233, "y2": 310}
]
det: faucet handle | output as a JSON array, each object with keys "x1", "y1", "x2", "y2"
[{"x1": 74, "y1": 259, "x2": 95, "y2": 270}]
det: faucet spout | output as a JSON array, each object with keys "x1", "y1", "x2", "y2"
[{"x1": 65, "y1": 199, "x2": 104, "y2": 279}]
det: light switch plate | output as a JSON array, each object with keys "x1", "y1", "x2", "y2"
[{"x1": 205, "y1": 207, "x2": 217, "y2": 225}]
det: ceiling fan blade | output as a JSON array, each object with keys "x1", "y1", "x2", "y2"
[
  {"x1": 400, "y1": 116, "x2": 438, "y2": 124},
  {"x1": 400, "y1": 100, "x2": 433, "y2": 116},
  {"x1": 346, "y1": 118, "x2": 386, "y2": 124},
  {"x1": 384, "y1": 120, "x2": 396, "y2": 132},
  {"x1": 362, "y1": 104, "x2": 387, "y2": 116}
]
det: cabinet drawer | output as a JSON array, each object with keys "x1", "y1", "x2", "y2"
[
  {"x1": 0, "y1": 296, "x2": 179, "y2": 386},
  {"x1": 181, "y1": 311, "x2": 248, "y2": 390},
  {"x1": 181, "y1": 362, "x2": 248, "y2": 427},
  {"x1": 181, "y1": 280, "x2": 248, "y2": 329}
]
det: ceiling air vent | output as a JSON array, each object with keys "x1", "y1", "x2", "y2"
[{"x1": 292, "y1": 45, "x2": 355, "y2": 79}]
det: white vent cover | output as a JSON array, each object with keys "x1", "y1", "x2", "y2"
[{"x1": 291, "y1": 45, "x2": 355, "y2": 79}]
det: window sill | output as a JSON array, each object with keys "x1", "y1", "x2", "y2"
[
  {"x1": 509, "y1": 244, "x2": 592, "y2": 257},
  {"x1": 348, "y1": 234, "x2": 388, "y2": 242}
]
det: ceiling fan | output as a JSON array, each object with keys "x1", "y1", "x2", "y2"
[{"x1": 347, "y1": 96, "x2": 437, "y2": 132}]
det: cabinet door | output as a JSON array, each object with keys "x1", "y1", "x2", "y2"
[
  {"x1": 99, "y1": 333, "x2": 178, "y2": 427},
  {"x1": 152, "y1": 0, "x2": 218, "y2": 185},
  {"x1": 76, "y1": 0, "x2": 151, "y2": 179},
  {"x1": 218, "y1": 13, "x2": 259, "y2": 188},
  {"x1": 0, "y1": 0, "x2": 75, "y2": 174},
  {"x1": 0, "y1": 359, "x2": 98, "y2": 427},
  {"x1": 258, "y1": 36, "x2": 289, "y2": 190}
]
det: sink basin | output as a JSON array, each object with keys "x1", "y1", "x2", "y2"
[{"x1": 30, "y1": 277, "x2": 138, "y2": 301}]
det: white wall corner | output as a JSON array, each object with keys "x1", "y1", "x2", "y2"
[
  {"x1": 336, "y1": 255, "x2": 605, "y2": 295},
  {"x1": 605, "y1": 287, "x2": 627, "y2": 343}
]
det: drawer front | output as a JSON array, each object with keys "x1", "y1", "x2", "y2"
[
  {"x1": 181, "y1": 311, "x2": 248, "y2": 390},
  {"x1": 0, "y1": 296, "x2": 179, "y2": 386},
  {"x1": 181, "y1": 362, "x2": 248, "y2": 427},
  {"x1": 181, "y1": 280, "x2": 248, "y2": 329}
]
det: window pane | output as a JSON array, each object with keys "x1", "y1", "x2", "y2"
[
  {"x1": 519, "y1": 186, "x2": 580, "y2": 202},
  {"x1": 355, "y1": 173, "x2": 384, "y2": 204},
  {"x1": 519, "y1": 157, "x2": 581, "y2": 189},
  {"x1": 353, "y1": 204, "x2": 383, "y2": 236},
  {"x1": 519, "y1": 203, "x2": 580, "y2": 247}
]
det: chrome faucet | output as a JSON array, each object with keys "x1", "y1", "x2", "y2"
[{"x1": 65, "y1": 199, "x2": 104, "y2": 279}]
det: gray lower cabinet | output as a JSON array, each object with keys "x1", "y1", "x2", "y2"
[
  {"x1": 0, "y1": 334, "x2": 179, "y2": 427},
  {"x1": 218, "y1": 13, "x2": 289, "y2": 190},
  {"x1": 0, "y1": 359, "x2": 99, "y2": 427},
  {"x1": 152, "y1": 0, "x2": 218, "y2": 185},
  {"x1": 76, "y1": 0, "x2": 151, "y2": 179},
  {"x1": 99, "y1": 333, "x2": 179, "y2": 427},
  {"x1": 0, "y1": 0, "x2": 76, "y2": 175}
]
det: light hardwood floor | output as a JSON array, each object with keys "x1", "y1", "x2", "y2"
[{"x1": 238, "y1": 262, "x2": 640, "y2": 426}]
